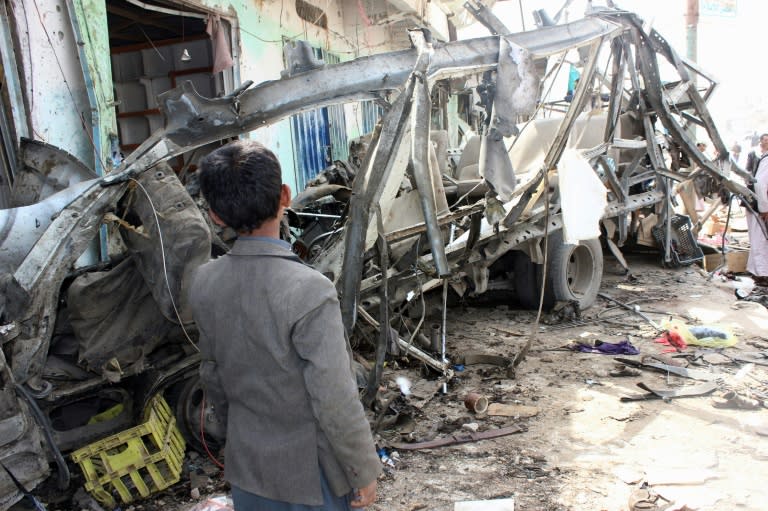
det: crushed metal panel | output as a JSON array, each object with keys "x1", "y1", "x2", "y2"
[
  {"x1": 478, "y1": 37, "x2": 540, "y2": 204},
  {"x1": 11, "y1": 139, "x2": 97, "y2": 207},
  {"x1": 119, "y1": 164, "x2": 210, "y2": 324},
  {"x1": 148, "y1": 18, "x2": 623, "y2": 161},
  {"x1": 0, "y1": 179, "x2": 100, "y2": 275},
  {"x1": 410, "y1": 30, "x2": 450, "y2": 277},
  {"x1": 0, "y1": 349, "x2": 49, "y2": 511}
]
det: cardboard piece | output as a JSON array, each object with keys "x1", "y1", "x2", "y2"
[
  {"x1": 701, "y1": 249, "x2": 749, "y2": 273},
  {"x1": 637, "y1": 213, "x2": 658, "y2": 247}
]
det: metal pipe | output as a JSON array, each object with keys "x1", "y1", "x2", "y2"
[
  {"x1": 357, "y1": 307, "x2": 448, "y2": 373},
  {"x1": 441, "y1": 278, "x2": 448, "y2": 365},
  {"x1": 407, "y1": 29, "x2": 450, "y2": 277},
  {"x1": 337, "y1": 81, "x2": 415, "y2": 335},
  {"x1": 464, "y1": 0, "x2": 510, "y2": 35},
  {"x1": 148, "y1": 18, "x2": 622, "y2": 157},
  {"x1": 412, "y1": 72, "x2": 450, "y2": 277},
  {"x1": 293, "y1": 212, "x2": 342, "y2": 219},
  {"x1": 364, "y1": 210, "x2": 390, "y2": 407},
  {"x1": 430, "y1": 323, "x2": 441, "y2": 352}
]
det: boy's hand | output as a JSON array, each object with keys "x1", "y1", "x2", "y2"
[{"x1": 350, "y1": 480, "x2": 377, "y2": 508}]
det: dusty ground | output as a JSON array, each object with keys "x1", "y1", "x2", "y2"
[
  {"x1": 41, "y1": 252, "x2": 768, "y2": 511},
  {"x1": 365, "y1": 255, "x2": 768, "y2": 511}
]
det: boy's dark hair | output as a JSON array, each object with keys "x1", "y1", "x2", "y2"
[{"x1": 198, "y1": 140, "x2": 282, "y2": 232}]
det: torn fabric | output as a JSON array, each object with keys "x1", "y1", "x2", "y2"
[{"x1": 206, "y1": 14, "x2": 234, "y2": 74}]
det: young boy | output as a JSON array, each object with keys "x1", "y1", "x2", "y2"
[{"x1": 188, "y1": 140, "x2": 380, "y2": 510}]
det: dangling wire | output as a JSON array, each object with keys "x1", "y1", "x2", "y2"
[{"x1": 129, "y1": 178, "x2": 200, "y2": 353}]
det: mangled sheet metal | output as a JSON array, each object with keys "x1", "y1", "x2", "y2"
[
  {"x1": 0, "y1": 6, "x2": 754, "y2": 509},
  {"x1": 68, "y1": 164, "x2": 209, "y2": 379},
  {"x1": 479, "y1": 38, "x2": 539, "y2": 202}
]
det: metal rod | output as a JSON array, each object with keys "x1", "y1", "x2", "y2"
[
  {"x1": 364, "y1": 209, "x2": 390, "y2": 407},
  {"x1": 293, "y1": 212, "x2": 342, "y2": 219},
  {"x1": 598, "y1": 292, "x2": 660, "y2": 330},
  {"x1": 441, "y1": 278, "x2": 448, "y2": 365},
  {"x1": 357, "y1": 307, "x2": 448, "y2": 373},
  {"x1": 337, "y1": 80, "x2": 415, "y2": 336},
  {"x1": 410, "y1": 33, "x2": 451, "y2": 277}
]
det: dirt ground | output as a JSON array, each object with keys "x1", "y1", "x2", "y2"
[
  {"x1": 44, "y1": 252, "x2": 768, "y2": 511},
  {"x1": 360, "y1": 254, "x2": 768, "y2": 511}
]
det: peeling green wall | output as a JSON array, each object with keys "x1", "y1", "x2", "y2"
[{"x1": 72, "y1": 0, "x2": 117, "y2": 173}]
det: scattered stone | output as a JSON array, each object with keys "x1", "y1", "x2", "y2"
[
  {"x1": 190, "y1": 471, "x2": 210, "y2": 489},
  {"x1": 702, "y1": 352, "x2": 731, "y2": 365},
  {"x1": 191, "y1": 487, "x2": 201, "y2": 499},
  {"x1": 72, "y1": 488, "x2": 105, "y2": 511},
  {"x1": 462, "y1": 422, "x2": 480, "y2": 432}
]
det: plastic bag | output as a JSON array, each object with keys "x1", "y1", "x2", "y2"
[
  {"x1": 187, "y1": 495, "x2": 233, "y2": 511},
  {"x1": 662, "y1": 319, "x2": 738, "y2": 348}
]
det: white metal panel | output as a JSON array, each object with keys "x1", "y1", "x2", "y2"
[{"x1": 15, "y1": 0, "x2": 92, "y2": 167}]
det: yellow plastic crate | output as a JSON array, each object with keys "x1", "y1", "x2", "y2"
[{"x1": 71, "y1": 394, "x2": 186, "y2": 508}]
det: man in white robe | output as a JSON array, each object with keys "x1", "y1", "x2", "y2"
[{"x1": 747, "y1": 134, "x2": 768, "y2": 284}]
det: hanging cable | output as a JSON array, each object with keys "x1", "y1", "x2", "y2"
[
  {"x1": 708, "y1": 192, "x2": 735, "y2": 278},
  {"x1": 513, "y1": 168, "x2": 551, "y2": 369},
  {"x1": 129, "y1": 178, "x2": 200, "y2": 353}
]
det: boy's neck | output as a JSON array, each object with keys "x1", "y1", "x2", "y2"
[{"x1": 239, "y1": 216, "x2": 281, "y2": 239}]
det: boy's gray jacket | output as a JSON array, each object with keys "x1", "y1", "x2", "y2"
[{"x1": 188, "y1": 238, "x2": 381, "y2": 505}]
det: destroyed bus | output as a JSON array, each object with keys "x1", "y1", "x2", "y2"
[{"x1": 0, "y1": 2, "x2": 756, "y2": 509}]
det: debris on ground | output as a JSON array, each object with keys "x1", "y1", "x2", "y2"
[
  {"x1": 185, "y1": 495, "x2": 233, "y2": 511},
  {"x1": 568, "y1": 339, "x2": 640, "y2": 355}
]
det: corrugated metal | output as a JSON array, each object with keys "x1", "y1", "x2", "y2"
[
  {"x1": 327, "y1": 103, "x2": 348, "y2": 162},
  {"x1": 290, "y1": 48, "x2": 349, "y2": 189},
  {"x1": 360, "y1": 100, "x2": 382, "y2": 135},
  {"x1": 291, "y1": 107, "x2": 331, "y2": 190},
  {"x1": 317, "y1": 49, "x2": 347, "y2": 164}
]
